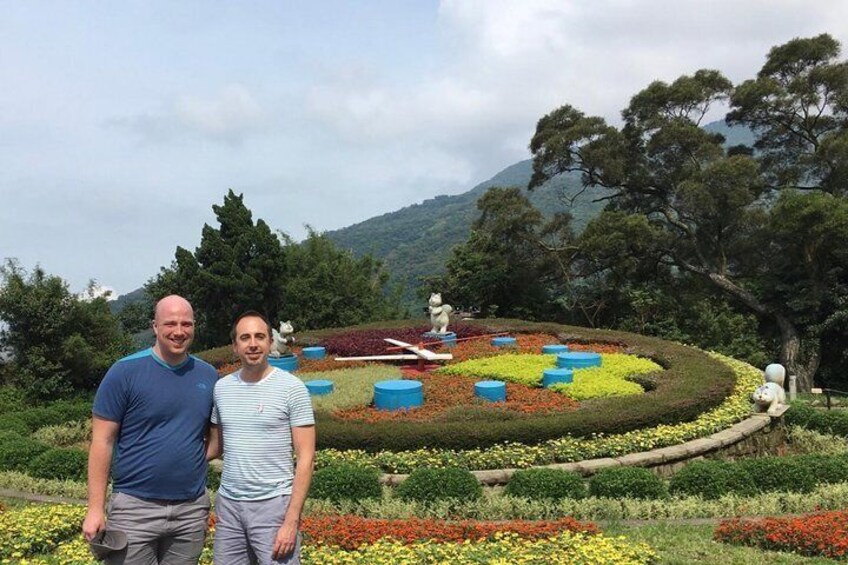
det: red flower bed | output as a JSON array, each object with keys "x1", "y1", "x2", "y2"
[
  {"x1": 322, "y1": 324, "x2": 490, "y2": 358},
  {"x1": 333, "y1": 369, "x2": 578, "y2": 423},
  {"x1": 715, "y1": 509, "x2": 848, "y2": 560},
  {"x1": 302, "y1": 515, "x2": 598, "y2": 549}
]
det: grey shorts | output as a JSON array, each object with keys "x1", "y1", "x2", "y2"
[
  {"x1": 105, "y1": 491, "x2": 210, "y2": 565},
  {"x1": 213, "y1": 494, "x2": 300, "y2": 565}
]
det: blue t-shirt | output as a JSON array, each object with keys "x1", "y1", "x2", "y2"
[{"x1": 92, "y1": 348, "x2": 218, "y2": 500}]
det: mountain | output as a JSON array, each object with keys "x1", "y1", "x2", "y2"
[
  {"x1": 326, "y1": 160, "x2": 610, "y2": 307},
  {"x1": 326, "y1": 120, "x2": 754, "y2": 308}
]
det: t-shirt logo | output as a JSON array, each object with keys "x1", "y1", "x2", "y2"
[{"x1": 196, "y1": 382, "x2": 209, "y2": 391}]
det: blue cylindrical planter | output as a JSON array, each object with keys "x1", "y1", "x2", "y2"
[
  {"x1": 542, "y1": 344, "x2": 570, "y2": 354},
  {"x1": 302, "y1": 346, "x2": 326, "y2": 360},
  {"x1": 542, "y1": 368, "x2": 574, "y2": 387},
  {"x1": 491, "y1": 336, "x2": 517, "y2": 347},
  {"x1": 268, "y1": 354, "x2": 298, "y2": 372},
  {"x1": 423, "y1": 331, "x2": 457, "y2": 348},
  {"x1": 556, "y1": 352, "x2": 601, "y2": 369},
  {"x1": 474, "y1": 380, "x2": 506, "y2": 402},
  {"x1": 374, "y1": 380, "x2": 424, "y2": 411},
  {"x1": 305, "y1": 379, "x2": 334, "y2": 395}
]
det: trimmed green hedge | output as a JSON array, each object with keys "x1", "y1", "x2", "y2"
[
  {"x1": 309, "y1": 463, "x2": 383, "y2": 502},
  {"x1": 589, "y1": 467, "x2": 667, "y2": 500},
  {"x1": 26, "y1": 448, "x2": 88, "y2": 481},
  {"x1": 669, "y1": 460, "x2": 756, "y2": 499},
  {"x1": 785, "y1": 402, "x2": 848, "y2": 436},
  {"x1": 396, "y1": 467, "x2": 482, "y2": 503},
  {"x1": 309, "y1": 319, "x2": 735, "y2": 452},
  {"x1": 505, "y1": 468, "x2": 586, "y2": 500}
]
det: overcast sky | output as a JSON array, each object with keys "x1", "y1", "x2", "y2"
[{"x1": 2, "y1": 1, "x2": 846, "y2": 296}]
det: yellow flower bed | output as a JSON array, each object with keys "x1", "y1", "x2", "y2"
[
  {"x1": 301, "y1": 531, "x2": 656, "y2": 564},
  {"x1": 0, "y1": 504, "x2": 85, "y2": 563}
]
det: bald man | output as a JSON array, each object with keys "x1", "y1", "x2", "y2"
[{"x1": 83, "y1": 295, "x2": 219, "y2": 564}]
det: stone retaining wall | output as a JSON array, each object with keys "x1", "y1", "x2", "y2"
[{"x1": 381, "y1": 412, "x2": 786, "y2": 486}]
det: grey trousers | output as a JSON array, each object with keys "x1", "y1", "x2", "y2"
[
  {"x1": 213, "y1": 494, "x2": 300, "y2": 565},
  {"x1": 104, "y1": 491, "x2": 210, "y2": 565}
]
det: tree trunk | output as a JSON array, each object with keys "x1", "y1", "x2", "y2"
[{"x1": 776, "y1": 313, "x2": 820, "y2": 392}]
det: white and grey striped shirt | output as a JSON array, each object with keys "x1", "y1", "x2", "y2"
[{"x1": 211, "y1": 367, "x2": 315, "y2": 500}]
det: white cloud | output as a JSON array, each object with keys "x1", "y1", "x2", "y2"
[{"x1": 109, "y1": 83, "x2": 266, "y2": 145}]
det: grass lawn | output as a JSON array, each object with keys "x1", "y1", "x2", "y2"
[{"x1": 605, "y1": 522, "x2": 840, "y2": 564}]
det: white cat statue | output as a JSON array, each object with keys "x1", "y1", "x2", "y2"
[
  {"x1": 751, "y1": 363, "x2": 787, "y2": 415},
  {"x1": 270, "y1": 321, "x2": 295, "y2": 358},
  {"x1": 428, "y1": 293, "x2": 453, "y2": 334}
]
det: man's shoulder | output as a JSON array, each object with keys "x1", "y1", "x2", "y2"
[
  {"x1": 268, "y1": 368, "x2": 306, "y2": 387},
  {"x1": 188, "y1": 355, "x2": 218, "y2": 378}
]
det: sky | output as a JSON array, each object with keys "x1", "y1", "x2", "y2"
[{"x1": 2, "y1": 1, "x2": 847, "y2": 297}]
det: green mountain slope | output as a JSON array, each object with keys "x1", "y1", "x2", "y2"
[{"x1": 326, "y1": 160, "x2": 610, "y2": 306}]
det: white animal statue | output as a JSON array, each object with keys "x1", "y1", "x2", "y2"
[
  {"x1": 428, "y1": 293, "x2": 453, "y2": 334},
  {"x1": 752, "y1": 363, "x2": 787, "y2": 415},
  {"x1": 270, "y1": 321, "x2": 295, "y2": 358}
]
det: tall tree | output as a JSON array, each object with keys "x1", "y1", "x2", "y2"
[
  {"x1": 433, "y1": 187, "x2": 571, "y2": 320},
  {"x1": 0, "y1": 261, "x2": 133, "y2": 400},
  {"x1": 529, "y1": 35, "x2": 848, "y2": 390},
  {"x1": 279, "y1": 229, "x2": 404, "y2": 329},
  {"x1": 147, "y1": 190, "x2": 287, "y2": 348},
  {"x1": 149, "y1": 191, "x2": 404, "y2": 348}
]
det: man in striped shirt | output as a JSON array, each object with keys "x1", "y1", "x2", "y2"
[{"x1": 207, "y1": 311, "x2": 315, "y2": 564}]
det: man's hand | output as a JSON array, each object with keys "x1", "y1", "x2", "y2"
[
  {"x1": 271, "y1": 518, "x2": 299, "y2": 559},
  {"x1": 82, "y1": 508, "x2": 106, "y2": 541}
]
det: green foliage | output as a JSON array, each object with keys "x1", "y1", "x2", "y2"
[
  {"x1": 669, "y1": 460, "x2": 755, "y2": 500},
  {"x1": 26, "y1": 448, "x2": 88, "y2": 481},
  {"x1": 31, "y1": 420, "x2": 91, "y2": 448},
  {"x1": 505, "y1": 468, "x2": 586, "y2": 500},
  {"x1": 737, "y1": 456, "x2": 817, "y2": 494},
  {"x1": 0, "y1": 415, "x2": 30, "y2": 437},
  {"x1": 796, "y1": 454, "x2": 848, "y2": 485},
  {"x1": 0, "y1": 261, "x2": 133, "y2": 399},
  {"x1": 0, "y1": 437, "x2": 50, "y2": 472},
  {"x1": 396, "y1": 467, "x2": 482, "y2": 503},
  {"x1": 588, "y1": 467, "x2": 667, "y2": 500},
  {"x1": 207, "y1": 465, "x2": 221, "y2": 492},
  {"x1": 529, "y1": 34, "x2": 848, "y2": 390},
  {"x1": 279, "y1": 230, "x2": 404, "y2": 330},
  {"x1": 430, "y1": 187, "x2": 568, "y2": 320},
  {"x1": 785, "y1": 402, "x2": 848, "y2": 436},
  {"x1": 147, "y1": 191, "x2": 403, "y2": 348},
  {"x1": 309, "y1": 463, "x2": 383, "y2": 503}
]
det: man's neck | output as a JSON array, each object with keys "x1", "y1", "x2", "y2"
[
  {"x1": 152, "y1": 345, "x2": 188, "y2": 367},
  {"x1": 240, "y1": 363, "x2": 273, "y2": 383}
]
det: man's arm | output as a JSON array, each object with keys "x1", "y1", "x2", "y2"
[
  {"x1": 206, "y1": 423, "x2": 222, "y2": 461},
  {"x1": 272, "y1": 424, "x2": 315, "y2": 559},
  {"x1": 82, "y1": 416, "x2": 120, "y2": 540}
]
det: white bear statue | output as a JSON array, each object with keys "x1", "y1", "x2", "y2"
[
  {"x1": 752, "y1": 363, "x2": 788, "y2": 415},
  {"x1": 428, "y1": 293, "x2": 453, "y2": 334},
  {"x1": 270, "y1": 321, "x2": 295, "y2": 358}
]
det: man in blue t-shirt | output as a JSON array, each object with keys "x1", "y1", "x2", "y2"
[{"x1": 83, "y1": 295, "x2": 219, "y2": 564}]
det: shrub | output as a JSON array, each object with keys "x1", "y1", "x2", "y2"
[
  {"x1": 32, "y1": 420, "x2": 91, "y2": 448},
  {"x1": 737, "y1": 456, "x2": 816, "y2": 494},
  {"x1": 0, "y1": 437, "x2": 50, "y2": 472},
  {"x1": 207, "y1": 465, "x2": 221, "y2": 492},
  {"x1": 13, "y1": 401, "x2": 92, "y2": 432},
  {"x1": 669, "y1": 460, "x2": 755, "y2": 499},
  {"x1": 796, "y1": 453, "x2": 848, "y2": 485},
  {"x1": 396, "y1": 467, "x2": 482, "y2": 503},
  {"x1": 309, "y1": 463, "x2": 383, "y2": 502},
  {"x1": 26, "y1": 448, "x2": 88, "y2": 481},
  {"x1": 0, "y1": 415, "x2": 30, "y2": 437},
  {"x1": 505, "y1": 468, "x2": 586, "y2": 500},
  {"x1": 786, "y1": 402, "x2": 848, "y2": 436},
  {"x1": 588, "y1": 467, "x2": 667, "y2": 500}
]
